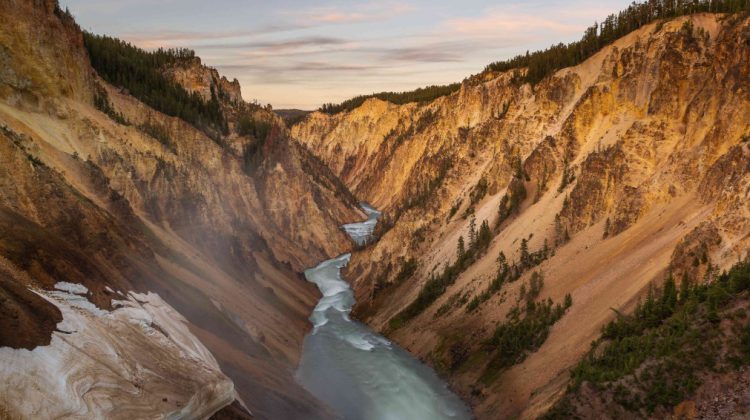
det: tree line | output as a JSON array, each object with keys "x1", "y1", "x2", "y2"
[
  {"x1": 318, "y1": 83, "x2": 461, "y2": 115},
  {"x1": 320, "y1": 0, "x2": 749, "y2": 115},
  {"x1": 485, "y1": 0, "x2": 750, "y2": 84}
]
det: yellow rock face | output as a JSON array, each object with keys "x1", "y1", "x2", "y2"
[
  {"x1": 0, "y1": 1, "x2": 360, "y2": 418},
  {"x1": 293, "y1": 14, "x2": 750, "y2": 419}
]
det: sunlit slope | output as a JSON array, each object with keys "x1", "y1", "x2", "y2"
[{"x1": 293, "y1": 13, "x2": 750, "y2": 419}]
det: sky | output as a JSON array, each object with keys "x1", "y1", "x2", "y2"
[{"x1": 61, "y1": 0, "x2": 634, "y2": 110}]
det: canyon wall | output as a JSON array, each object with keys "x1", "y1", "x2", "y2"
[
  {"x1": 294, "y1": 13, "x2": 750, "y2": 418},
  {"x1": 0, "y1": 1, "x2": 361, "y2": 418}
]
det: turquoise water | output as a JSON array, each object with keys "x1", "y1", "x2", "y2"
[{"x1": 296, "y1": 205, "x2": 472, "y2": 420}]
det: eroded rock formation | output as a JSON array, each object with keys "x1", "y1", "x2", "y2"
[
  {"x1": 0, "y1": 1, "x2": 361, "y2": 418},
  {"x1": 293, "y1": 13, "x2": 750, "y2": 419}
]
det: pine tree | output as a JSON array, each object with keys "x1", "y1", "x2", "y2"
[
  {"x1": 468, "y1": 216, "x2": 477, "y2": 249},
  {"x1": 558, "y1": 159, "x2": 571, "y2": 192},
  {"x1": 661, "y1": 275, "x2": 677, "y2": 316},
  {"x1": 478, "y1": 220, "x2": 492, "y2": 250},
  {"x1": 83, "y1": 32, "x2": 228, "y2": 140},
  {"x1": 520, "y1": 238, "x2": 530, "y2": 269},
  {"x1": 457, "y1": 235, "x2": 466, "y2": 263},
  {"x1": 497, "y1": 251, "x2": 507, "y2": 267},
  {"x1": 498, "y1": 253, "x2": 509, "y2": 283},
  {"x1": 485, "y1": 0, "x2": 750, "y2": 85},
  {"x1": 679, "y1": 272, "x2": 691, "y2": 303}
]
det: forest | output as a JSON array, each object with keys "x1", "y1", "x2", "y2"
[{"x1": 83, "y1": 32, "x2": 228, "y2": 139}]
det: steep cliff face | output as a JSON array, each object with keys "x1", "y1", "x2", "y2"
[
  {"x1": 0, "y1": 1, "x2": 360, "y2": 418},
  {"x1": 294, "y1": 13, "x2": 750, "y2": 419},
  {"x1": 165, "y1": 56, "x2": 244, "y2": 104}
]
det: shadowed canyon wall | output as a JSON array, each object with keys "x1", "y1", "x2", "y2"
[{"x1": 0, "y1": 1, "x2": 362, "y2": 418}]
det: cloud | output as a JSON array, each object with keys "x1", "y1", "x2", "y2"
[
  {"x1": 308, "y1": 11, "x2": 369, "y2": 23},
  {"x1": 216, "y1": 61, "x2": 377, "y2": 75},
  {"x1": 383, "y1": 48, "x2": 463, "y2": 63},
  {"x1": 444, "y1": 11, "x2": 581, "y2": 37},
  {"x1": 201, "y1": 36, "x2": 348, "y2": 51},
  {"x1": 293, "y1": 1, "x2": 416, "y2": 25},
  {"x1": 123, "y1": 26, "x2": 302, "y2": 49},
  {"x1": 291, "y1": 62, "x2": 371, "y2": 71},
  {"x1": 61, "y1": 0, "x2": 181, "y2": 15},
  {"x1": 68, "y1": 0, "x2": 635, "y2": 109},
  {"x1": 439, "y1": 1, "x2": 626, "y2": 40}
]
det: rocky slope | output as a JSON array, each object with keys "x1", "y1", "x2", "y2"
[
  {"x1": 293, "y1": 13, "x2": 750, "y2": 419},
  {"x1": 0, "y1": 1, "x2": 361, "y2": 418},
  {"x1": 0, "y1": 277, "x2": 238, "y2": 419}
]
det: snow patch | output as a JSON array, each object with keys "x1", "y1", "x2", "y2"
[{"x1": 54, "y1": 281, "x2": 88, "y2": 295}]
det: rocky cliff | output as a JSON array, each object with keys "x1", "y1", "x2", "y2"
[
  {"x1": 293, "y1": 13, "x2": 750, "y2": 419},
  {"x1": 0, "y1": 1, "x2": 361, "y2": 418}
]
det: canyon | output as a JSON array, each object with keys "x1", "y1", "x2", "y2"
[
  {"x1": 1, "y1": 1, "x2": 750, "y2": 419},
  {"x1": 293, "y1": 12, "x2": 750, "y2": 419},
  {"x1": 0, "y1": 1, "x2": 360, "y2": 418},
  {"x1": 296, "y1": 205, "x2": 472, "y2": 420}
]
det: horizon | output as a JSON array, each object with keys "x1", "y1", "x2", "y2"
[{"x1": 61, "y1": 0, "x2": 633, "y2": 110}]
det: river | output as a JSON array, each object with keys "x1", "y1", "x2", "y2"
[{"x1": 296, "y1": 204, "x2": 472, "y2": 420}]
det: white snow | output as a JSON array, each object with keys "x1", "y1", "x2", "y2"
[{"x1": 54, "y1": 281, "x2": 89, "y2": 295}]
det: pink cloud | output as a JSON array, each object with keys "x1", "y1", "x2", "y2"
[
  {"x1": 299, "y1": 1, "x2": 415, "y2": 25},
  {"x1": 445, "y1": 11, "x2": 583, "y2": 37},
  {"x1": 309, "y1": 12, "x2": 369, "y2": 23}
]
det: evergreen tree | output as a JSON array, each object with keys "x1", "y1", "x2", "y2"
[
  {"x1": 468, "y1": 216, "x2": 477, "y2": 249},
  {"x1": 661, "y1": 275, "x2": 678, "y2": 316},
  {"x1": 554, "y1": 215, "x2": 564, "y2": 246},
  {"x1": 457, "y1": 235, "x2": 466, "y2": 263},
  {"x1": 478, "y1": 220, "x2": 492, "y2": 250},
  {"x1": 327, "y1": 1, "x2": 750, "y2": 117},
  {"x1": 497, "y1": 251, "x2": 507, "y2": 268},
  {"x1": 679, "y1": 272, "x2": 691, "y2": 303},
  {"x1": 558, "y1": 159, "x2": 572, "y2": 192},
  {"x1": 520, "y1": 238, "x2": 530, "y2": 269}
]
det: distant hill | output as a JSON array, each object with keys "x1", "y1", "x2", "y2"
[{"x1": 275, "y1": 109, "x2": 312, "y2": 127}]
